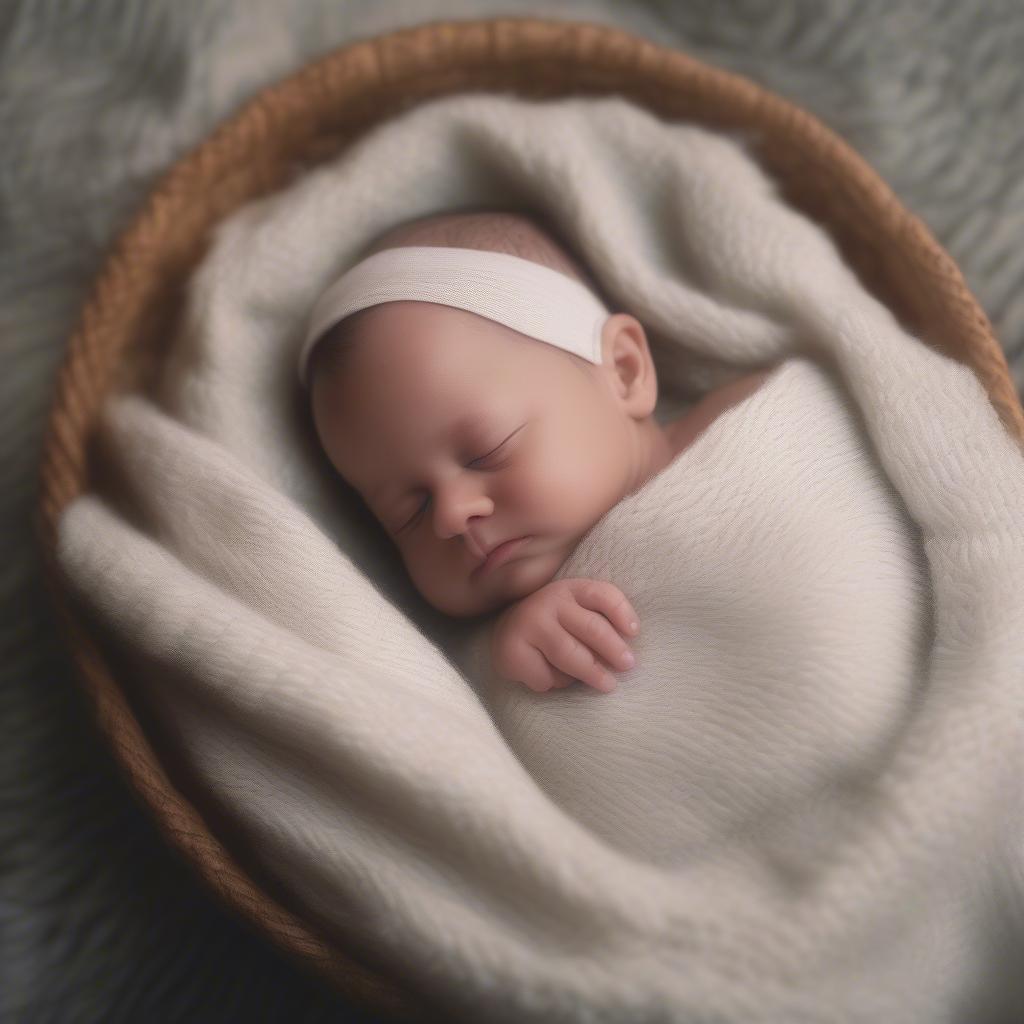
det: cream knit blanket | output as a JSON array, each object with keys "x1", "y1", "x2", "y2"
[{"x1": 56, "y1": 93, "x2": 1024, "y2": 1022}]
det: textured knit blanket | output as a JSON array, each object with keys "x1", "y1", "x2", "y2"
[{"x1": 55, "y1": 92, "x2": 1024, "y2": 1023}]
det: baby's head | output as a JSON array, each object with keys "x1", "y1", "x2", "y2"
[{"x1": 303, "y1": 210, "x2": 670, "y2": 618}]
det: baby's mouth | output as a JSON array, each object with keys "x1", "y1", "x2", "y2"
[{"x1": 471, "y1": 536, "x2": 531, "y2": 580}]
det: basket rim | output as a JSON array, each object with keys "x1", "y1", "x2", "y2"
[{"x1": 33, "y1": 14, "x2": 1024, "y2": 1022}]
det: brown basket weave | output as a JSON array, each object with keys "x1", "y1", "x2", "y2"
[{"x1": 34, "y1": 16, "x2": 1024, "y2": 1023}]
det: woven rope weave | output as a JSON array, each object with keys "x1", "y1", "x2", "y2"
[{"x1": 34, "y1": 17, "x2": 1024, "y2": 1023}]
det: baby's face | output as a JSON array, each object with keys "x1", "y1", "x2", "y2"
[{"x1": 311, "y1": 300, "x2": 663, "y2": 618}]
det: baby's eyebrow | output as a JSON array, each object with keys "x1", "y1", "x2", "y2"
[{"x1": 367, "y1": 411, "x2": 490, "y2": 503}]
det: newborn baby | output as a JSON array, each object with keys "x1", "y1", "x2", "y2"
[{"x1": 301, "y1": 211, "x2": 774, "y2": 695}]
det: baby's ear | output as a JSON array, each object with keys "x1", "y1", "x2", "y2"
[
  {"x1": 600, "y1": 313, "x2": 648, "y2": 358},
  {"x1": 601, "y1": 314, "x2": 658, "y2": 415}
]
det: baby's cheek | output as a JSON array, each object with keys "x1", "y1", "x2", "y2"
[
  {"x1": 521, "y1": 455, "x2": 592, "y2": 522},
  {"x1": 554, "y1": 466, "x2": 620, "y2": 537}
]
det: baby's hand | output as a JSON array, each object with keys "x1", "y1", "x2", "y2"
[{"x1": 490, "y1": 578, "x2": 640, "y2": 694}]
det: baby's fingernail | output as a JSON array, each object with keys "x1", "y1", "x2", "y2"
[
  {"x1": 629, "y1": 621, "x2": 639, "y2": 634},
  {"x1": 620, "y1": 650, "x2": 635, "y2": 668}
]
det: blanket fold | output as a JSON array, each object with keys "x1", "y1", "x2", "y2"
[{"x1": 56, "y1": 92, "x2": 1024, "y2": 1022}]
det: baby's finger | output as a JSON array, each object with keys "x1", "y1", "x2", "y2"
[
  {"x1": 531, "y1": 648, "x2": 578, "y2": 690},
  {"x1": 518, "y1": 646, "x2": 573, "y2": 693},
  {"x1": 557, "y1": 601, "x2": 636, "y2": 676},
  {"x1": 539, "y1": 628, "x2": 617, "y2": 694},
  {"x1": 568, "y1": 579, "x2": 640, "y2": 639}
]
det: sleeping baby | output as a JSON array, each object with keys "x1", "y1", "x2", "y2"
[{"x1": 298, "y1": 210, "x2": 774, "y2": 696}]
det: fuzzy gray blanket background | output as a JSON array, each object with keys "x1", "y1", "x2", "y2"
[{"x1": 4, "y1": 2, "x2": 1022, "y2": 1021}]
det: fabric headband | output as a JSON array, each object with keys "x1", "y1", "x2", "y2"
[{"x1": 297, "y1": 245, "x2": 610, "y2": 387}]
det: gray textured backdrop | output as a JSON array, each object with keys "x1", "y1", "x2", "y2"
[{"x1": 4, "y1": 2, "x2": 1023, "y2": 1021}]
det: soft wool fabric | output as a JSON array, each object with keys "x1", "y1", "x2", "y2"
[{"x1": 56, "y1": 93, "x2": 1024, "y2": 1022}]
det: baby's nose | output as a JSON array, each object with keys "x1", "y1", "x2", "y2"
[{"x1": 432, "y1": 481, "x2": 492, "y2": 541}]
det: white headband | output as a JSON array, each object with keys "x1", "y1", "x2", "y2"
[{"x1": 297, "y1": 245, "x2": 610, "y2": 387}]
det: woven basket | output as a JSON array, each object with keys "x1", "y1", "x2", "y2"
[{"x1": 35, "y1": 16, "x2": 1024, "y2": 1023}]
